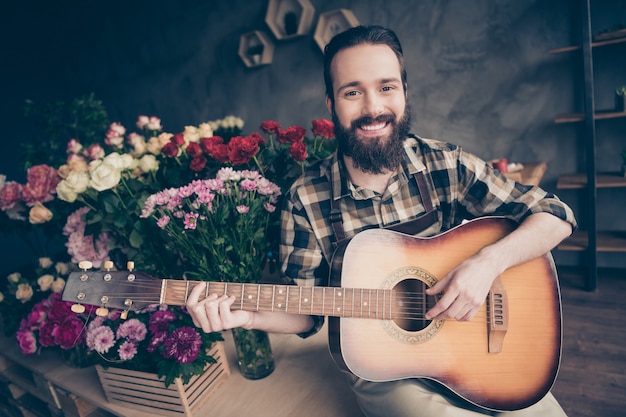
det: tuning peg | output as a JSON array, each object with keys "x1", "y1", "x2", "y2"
[
  {"x1": 71, "y1": 304, "x2": 86, "y2": 314},
  {"x1": 127, "y1": 261, "x2": 135, "y2": 272},
  {"x1": 120, "y1": 299, "x2": 133, "y2": 320},
  {"x1": 78, "y1": 260, "x2": 93, "y2": 271},
  {"x1": 96, "y1": 296, "x2": 110, "y2": 316},
  {"x1": 103, "y1": 260, "x2": 114, "y2": 271},
  {"x1": 96, "y1": 307, "x2": 109, "y2": 317}
]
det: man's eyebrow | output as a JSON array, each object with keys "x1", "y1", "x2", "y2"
[{"x1": 336, "y1": 77, "x2": 402, "y2": 93}]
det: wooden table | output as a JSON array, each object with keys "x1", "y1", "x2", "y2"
[{"x1": 0, "y1": 324, "x2": 364, "y2": 417}]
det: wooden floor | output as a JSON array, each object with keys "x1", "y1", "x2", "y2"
[{"x1": 551, "y1": 267, "x2": 626, "y2": 417}]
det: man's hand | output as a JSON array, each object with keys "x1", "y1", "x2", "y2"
[
  {"x1": 424, "y1": 253, "x2": 501, "y2": 321},
  {"x1": 186, "y1": 282, "x2": 255, "y2": 333}
]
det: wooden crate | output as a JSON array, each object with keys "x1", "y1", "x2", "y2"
[{"x1": 95, "y1": 342, "x2": 229, "y2": 417}]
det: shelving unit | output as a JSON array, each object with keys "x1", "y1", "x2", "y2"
[{"x1": 549, "y1": 0, "x2": 626, "y2": 290}]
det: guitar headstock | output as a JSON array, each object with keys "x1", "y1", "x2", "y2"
[{"x1": 62, "y1": 260, "x2": 163, "y2": 316}]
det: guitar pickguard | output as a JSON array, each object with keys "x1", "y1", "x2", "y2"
[{"x1": 381, "y1": 266, "x2": 445, "y2": 344}]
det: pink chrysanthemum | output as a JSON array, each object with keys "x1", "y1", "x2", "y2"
[
  {"x1": 118, "y1": 340, "x2": 138, "y2": 360},
  {"x1": 86, "y1": 325, "x2": 115, "y2": 354},
  {"x1": 116, "y1": 318, "x2": 147, "y2": 342}
]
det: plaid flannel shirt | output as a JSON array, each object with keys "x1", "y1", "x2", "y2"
[{"x1": 279, "y1": 135, "x2": 576, "y2": 337}]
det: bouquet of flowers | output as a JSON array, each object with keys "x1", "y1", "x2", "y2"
[
  {"x1": 85, "y1": 304, "x2": 223, "y2": 387},
  {"x1": 15, "y1": 291, "x2": 93, "y2": 367},
  {"x1": 140, "y1": 167, "x2": 281, "y2": 283},
  {"x1": 0, "y1": 257, "x2": 71, "y2": 336}
]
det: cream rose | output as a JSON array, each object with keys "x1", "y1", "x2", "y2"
[
  {"x1": 197, "y1": 123, "x2": 213, "y2": 138},
  {"x1": 137, "y1": 154, "x2": 159, "y2": 173},
  {"x1": 183, "y1": 125, "x2": 200, "y2": 143},
  {"x1": 55, "y1": 262, "x2": 69, "y2": 275},
  {"x1": 29, "y1": 203, "x2": 53, "y2": 224},
  {"x1": 57, "y1": 171, "x2": 90, "y2": 202},
  {"x1": 39, "y1": 257, "x2": 53, "y2": 269},
  {"x1": 37, "y1": 274, "x2": 55, "y2": 291},
  {"x1": 88, "y1": 159, "x2": 122, "y2": 191},
  {"x1": 0, "y1": 292, "x2": 4, "y2": 303},
  {"x1": 16, "y1": 283, "x2": 34, "y2": 303},
  {"x1": 51, "y1": 278, "x2": 65, "y2": 293},
  {"x1": 7, "y1": 272, "x2": 21, "y2": 283}
]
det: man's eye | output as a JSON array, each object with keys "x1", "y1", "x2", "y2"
[
  {"x1": 381, "y1": 86, "x2": 394, "y2": 92},
  {"x1": 345, "y1": 90, "x2": 359, "y2": 97}
]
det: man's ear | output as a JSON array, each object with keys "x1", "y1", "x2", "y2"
[{"x1": 325, "y1": 95, "x2": 333, "y2": 114}]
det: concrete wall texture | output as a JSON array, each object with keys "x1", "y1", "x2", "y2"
[{"x1": 1, "y1": 0, "x2": 625, "y2": 272}]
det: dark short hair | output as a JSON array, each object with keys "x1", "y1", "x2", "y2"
[{"x1": 323, "y1": 25, "x2": 407, "y2": 104}]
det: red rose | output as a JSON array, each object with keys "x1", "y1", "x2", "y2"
[
  {"x1": 189, "y1": 155, "x2": 207, "y2": 172},
  {"x1": 200, "y1": 136, "x2": 224, "y2": 154},
  {"x1": 161, "y1": 142, "x2": 180, "y2": 158},
  {"x1": 185, "y1": 142, "x2": 202, "y2": 158},
  {"x1": 260, "y1": 120, "x2": 281, "y2": 134},
  {"x1": 249, "y1": 131, "x2": 267, "y2": 146},
  {"x1": 228, "y1": 135, "x2": 260, "y2": 165},
  {"x1": 288, "y1": 141, "x2": 308, "y2": 162},
  {"x1": 171, "y1": 133, "x2": 185, "y2": 146},
  {"x1": 210, "y1": 143, "x2": 230, "y2": 164},
  {"x1": 277, "y1": 126, "x2": 306, "y2": 144},
  {"x1": 311, "y1": 119, "x2": 335, "y2": 139},
  {"x1": 21, "y1": 164, "x2": 60, "y2": 206}
]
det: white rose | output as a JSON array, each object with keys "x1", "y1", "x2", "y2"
[
  {"x1": 37, "y1": 274, "x2": 55, "y2": 291},
  {"x1": 39, "y1": 257, "x2": 53, "y2": 269},
  {"x1": 137, "y1": 154, "x2": 159, "y2": 173},
  {"x1": 146, "y1": 136, "x2": 162, "y2": 155},
  {"x1": 103, "y1": 152, "x2": 133, "y2": 171},
  {"x1": 51, "y1": 278, "x2": 65, "y2": 293},
  {"x1": 89, "y1": 159, "x2": 122, "y2": 191},
  {"x1": 0, "y1": 292, "x2": 4, "y2": 303},
  {"x1": 57, "y1": 171, "x2": 90, "y2": 202},
  {"x1": 15, "y1": 283, "x2": 33, "y2": 303},
  {"x1": 7, "y1": 272, "x2": 21, "y2": 283}
]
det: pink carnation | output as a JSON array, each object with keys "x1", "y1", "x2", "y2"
[{"x1": 0, "y1": 181, "x2": 23, "y2": 211}]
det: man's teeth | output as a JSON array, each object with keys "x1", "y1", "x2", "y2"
[{"x1": 361, "y1": 122, "x2": 386, "y2": 131}]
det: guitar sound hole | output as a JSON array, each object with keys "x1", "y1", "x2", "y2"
[{"x1": 392, "y1": 278, "x2": 438, "y2": 332}]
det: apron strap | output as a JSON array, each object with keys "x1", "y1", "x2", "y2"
[{"x1": 330, "y1": 170, "x2": 436, "y2": 249}]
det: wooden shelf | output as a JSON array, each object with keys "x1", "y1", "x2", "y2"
[
  {"x1": 265, "y1": 0, "x2": 315, "y2": 40},
  {"x1": 548, "y1": 34, "x2": 626, "y2": 54},
  {"x1": 238, "y1": 31, "x2": 275, "y2": 68},
  {"x1": 554, "y1": 110, "x2": 626, "y2": 123},
  {"x1": 313, "y1": 9, "x2": 359, "y2": 51},
  {"x1": 557, "y1": 172, "x2": 626, "y2": 189},
  {"x1": 558, "y1": 230, "x2": 626, "y2": 252}
]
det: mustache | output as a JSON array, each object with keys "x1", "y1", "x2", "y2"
[{"x1": 351, "y1": 113, "x2": 396, "y2": 129}]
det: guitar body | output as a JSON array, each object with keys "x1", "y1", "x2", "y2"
[{"x1": 328, "y1": 217, "x2": 562, "y2": 411}]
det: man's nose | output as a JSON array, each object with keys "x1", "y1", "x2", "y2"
[{"x1": 362, "y1": 93, "x2": 384, "y2": 116}]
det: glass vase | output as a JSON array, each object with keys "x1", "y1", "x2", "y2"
[{"x1": 231, "y1": 328, "x2": 275, "y2": 380}]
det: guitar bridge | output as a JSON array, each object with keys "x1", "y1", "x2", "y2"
[{"x1": 487, "y1": 276, "x2": 509, "y2": 353}]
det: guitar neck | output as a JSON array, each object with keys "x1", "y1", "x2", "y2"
[{"x1": 162, "y1": 279, "x2": 395, "y2": 320}]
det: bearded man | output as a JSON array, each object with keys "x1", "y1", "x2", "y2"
[{"x1": 187, "y1": 25, "x2": 575, "y2": 417}]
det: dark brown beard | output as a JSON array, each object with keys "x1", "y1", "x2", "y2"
[{"x1": 332, "y1": 105, "x2": 412, "y2": 174}]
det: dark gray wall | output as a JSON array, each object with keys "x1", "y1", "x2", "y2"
[{"x1": 1, "y1": 0, "x2": 625, "y2": 273}]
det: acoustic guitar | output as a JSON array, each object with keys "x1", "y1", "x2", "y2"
[{"x1": 62, "y1": 216, "x2": 562, "y2": 412}]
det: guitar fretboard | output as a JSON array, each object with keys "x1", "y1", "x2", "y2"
[{"x1": 162, "y1": 280, "x2": 396, "y2": 320}]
